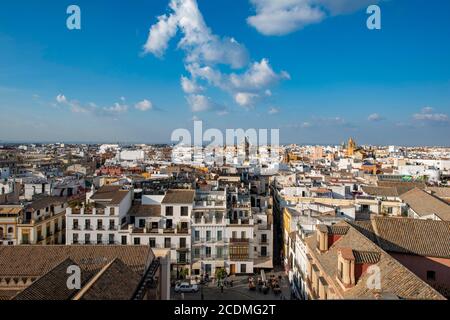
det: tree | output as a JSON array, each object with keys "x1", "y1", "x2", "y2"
[{"x1": 215, "y1": 268, "x2": 227, "y2": 280}]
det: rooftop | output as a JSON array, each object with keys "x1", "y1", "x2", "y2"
[{"x1": 161, "y1": 189, "x2": 195, "y2": 204}]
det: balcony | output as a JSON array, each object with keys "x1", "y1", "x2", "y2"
[
  {"x1": 176, "y1": 258, "x2": 190, "y2": 264},
  {"x1": 229, "y1": 253, "x2": 250, "y2": 261},
  {"x1": 229, "y1": 238, "x2": 250, "y2": 244},
  {"x1": 176, "y1": 228, "x2": 189, "y2": 234}
]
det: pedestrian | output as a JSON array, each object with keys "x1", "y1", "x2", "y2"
[{"x1": 220, "y1": 284, "x2": 224, "y2": 293}]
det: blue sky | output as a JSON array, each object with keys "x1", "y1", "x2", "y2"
[{"x1": 0, "y1": 0, "x2": 449, "y2": 145}]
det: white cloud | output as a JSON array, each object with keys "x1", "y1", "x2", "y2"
[
  {"x1": 217, "y1": 109, "x2": 229, "y2": 116},
  {"x1": 134, "y1": 99, "x2": 153, "y2": 111},
  {"x1": 368, "y1": 113, "x2": 384, "y2": 121},
  {"x1": 144, "y1": 0, "x2": 289, "y2": 111},
  {"x1": 181, "y1": 75, "x2": 203, "y2": 93},
  {"x1": 247, "y1": 0, "x2": 382, "y2": 36},
  {"x1": 55, "y1": 94, "x2": 132, "y2": 117},
  {"x1": 102, "y1": 102, "x2": 128, "y2": 114},
  {"x1": 235, "y1": 92, "x2": 258, "y2": 107},
  {"x1": 268, "y1": 107, "x2": 280, "y2": 114},
  {"x1": 300, "y1": 121, "x2": 312, "y2": 128},
  {"x1": 413, "y1": 107, "x2": 449, "y2": 123},
  {"x1": 186, "y1": 94, "x2": 214, "y2": 112},
  {"x1": 56, "y1": 94, "x2": 67, "y2": 104},
  {"x1": 56, "y1": 94, "x2": 89, "y2": 113},
  {"x1": 144, "y1": 0, "x2": 248, "y2": 68},
  {"x1": 144, "y1": 11, "x2": 178, "y2": 57},
  {"x1": 229, "y1": 59, "x2": 290, "y2": 91}
]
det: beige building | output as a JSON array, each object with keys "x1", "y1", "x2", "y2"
[{"x1": 17, "y1": 196, "x2": 67, "y2": 245}]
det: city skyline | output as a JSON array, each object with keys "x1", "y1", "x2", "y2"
[{"x1": 0, "y1": 0, "x2": 449, "y2": 145}]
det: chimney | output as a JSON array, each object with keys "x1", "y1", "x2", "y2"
[
  {"x1": 337, "y1": 248, "x2": 355, "y2": 288},
  {"x1": 316, "y1": 225, "x2": 329, "y2": 252}
]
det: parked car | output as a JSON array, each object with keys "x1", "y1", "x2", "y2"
[{"x1": 174, "y1": 282, "x2": 199, "y2": 293}]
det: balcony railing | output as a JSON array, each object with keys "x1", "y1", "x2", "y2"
[{"x1": 229, "y1": 238, "x2": 250, "y2": 244}]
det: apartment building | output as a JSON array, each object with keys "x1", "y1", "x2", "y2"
[
  {"x1": 17, "y1": 196, "x2": 67, "y2": 245},
  {"x1": 120, "y1": 189, "x2": 194, "y2": 278},
  {"x1": 191, "y1": 189, "x2": 227, "y2": 277},
  {"x1": 0, "y1": 205, "x2": 23, "y2": 245},
  {"x1": 226, "y1": 185, "x2": 254, "y2": 275},
  {"x1": 65, "y1": 185, "x2": 132, "y2": 245},
  {"x1": 300, "y1": 221, "x2": 444, "y2": 299},
  {"x1": 400, "y1": 187, "x2": 450, "y2": 221}
]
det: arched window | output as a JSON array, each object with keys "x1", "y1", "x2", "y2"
[{"x1": 8, "y1": 227, "x2": 14, "y2": 234}]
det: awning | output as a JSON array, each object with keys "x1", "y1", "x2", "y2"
[{"x1": 254, "y1": 257, "x2": 273, "y2": 269}]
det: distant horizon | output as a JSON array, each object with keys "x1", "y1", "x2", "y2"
[{"x1": 1, "y1": 139, "x2": 450, "y2": 148}]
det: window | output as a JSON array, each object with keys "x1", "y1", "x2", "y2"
[
  {"x1": 139, "y1": 219, "x2": 145, "y2": 228},
  {"x1": 108, "y1": 234, "x2": 114, "y2": 244},
  {"x1": 193, "y1": 248, "x2": 200, "y2": 258},
  {"x1": 73, "y1": 219, "x2": 79, "y2": 230},
  {"x1": 97, "y1": 234, "x2": 102, "y2": 244},
  {"x1": 84, "y1": 233, "x2": 90, "y2": 244},
  {"x1": 109, "y1": 220, "x2": 115, "y2": 230},
  {"x1": 232, "y1": 231, "x2": 237, "y2": 239},
  {"x1": 85, "y1": 219, "x2": 91, "y2": 230},
  {"x1": 387, "y1": 207, "x2": 393, "y2": 214},
  {"x1": 180, "y1": 237, "x2": 186, "y2": 248},
  {"x1": 164, "y1": 238, "x2": 171, "y2": 248},
  {"x1": 180, "y1": 222, "x2": 188, "y2": 230},
  {"x1": 165, "y1": 206, "x2": 173, "y2": 216},
  {"x1": 7, "y1": 227, "x2": 13, "y2": 234},
  {"x1": 205, "y1": 246, "x2": 211, "y2": 258},
  {"x1": 149, "y1": 238, "x2": 156, "y2": 248},
  {"x1": 178, "y1": 252, "x2": 187, "y2": 264},
  {"x1": 216, "y1": 247, "x2": 223, "y2": 259},
  {"x1": 134, "y1": 237, "x2": 141, "y2": 245},
  {"x1": 121, "y1": 235, "x2": 127, "y2": 245},
  {"x1": 194, "y1": 231, "x2": 200, "y2": 241},
  {"x1": 261, "y1": 234, "x2": 267, "y2": 243},
  {"x1": 427, "y1": 270, "x2": 436, "y2": 281},
  {"x1": 166, "y1": 219, "x2": 173, "y2": 229},
  {"x1": 206, "y1": 230, "x2": 211, "y2": 241},
  {"x1": 241, "y1": 231, "x2": 246, "y2": 239},
  {"x1": 240, "y1": 264, "x2": 247, "y2": 273},
  {"x1": 261, "y1": 246, "x2": 267, "y2": 257},
  {"x1": 181, "y1": 206, "x2": 189, "y2": 216},
  {"x1": 73, "y1": 233, "x2": 78, "y2": 244},
  {"x1": 217, "y1": 230, "x2": 223, "y2": 241},
  {"x1": 97, "y1": 220, "x2": 103, "y2": 230}
]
